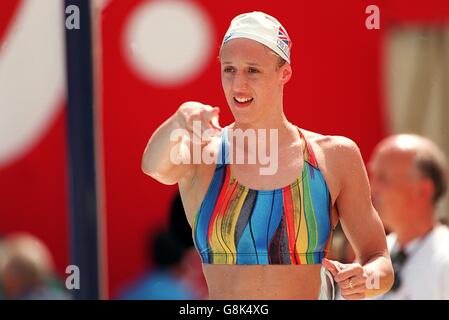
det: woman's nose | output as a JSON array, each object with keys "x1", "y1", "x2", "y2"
[{"x1": 232, "y1": 73, "x2": 248, "y2": 91}]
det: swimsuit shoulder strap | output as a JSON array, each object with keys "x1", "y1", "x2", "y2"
[
  {"x1": 296, "y1": 126, "x2": 319, "y2": 169},
  {"x1": 216, "y1": 126, "x2": 230, "y2": 168}
]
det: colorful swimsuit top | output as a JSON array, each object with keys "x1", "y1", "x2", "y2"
[{"x1": 192, "y1": 125, "x2": 334, "y2": 265}]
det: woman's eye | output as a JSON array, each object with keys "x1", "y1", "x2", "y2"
[
  {"x1": 223, "y1": 67, "x2": 234, "y2": 73},
  {"x1": 248, "y1": 67, "x2": 259, "y2": 73}
]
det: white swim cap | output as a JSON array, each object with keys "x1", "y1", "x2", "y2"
[{"x1": 221, "y1": 11, "x2": 292, "y2": 64}]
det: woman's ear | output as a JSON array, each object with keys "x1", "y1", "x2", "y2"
[{"x1": 279, "y1": 64, "x2": 292, "y2": 84}]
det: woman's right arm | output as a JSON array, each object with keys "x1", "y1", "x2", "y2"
[{"x1": 141, "y1": 102, "x2": 221, "y2": 185}]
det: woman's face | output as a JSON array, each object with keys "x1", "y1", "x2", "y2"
[{"x1": 219, "y1": 38, "x2": 291, "y2": 125}]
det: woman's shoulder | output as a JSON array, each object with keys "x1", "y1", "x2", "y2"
[{"x1": 299, "y1": 128, "x2": 360, "y2": 153}]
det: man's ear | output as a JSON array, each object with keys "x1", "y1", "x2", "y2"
[
  {"x1": 279, "y1": 64, "x2": 292, "y2": 84},
  {"x1": 420, "y1": 178, "x2": 434, "y2": 203}
]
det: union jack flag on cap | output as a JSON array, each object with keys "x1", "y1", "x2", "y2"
[{"x1": 278, "y1": 26, "x2": 292, "y2": 49}]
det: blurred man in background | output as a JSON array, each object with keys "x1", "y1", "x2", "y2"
[
  {"x1": 118, "y1": 228, "x2": 200, "y2": 300},
  {"x1": 0, "y1": 233, "x2": 71, "y2": 300},
  {"x1": 117, "y1": 192, "x2": 207, "y2": 299},
  {"x1": 368, "y1": 134, "x2": 449, "y2": 299}
]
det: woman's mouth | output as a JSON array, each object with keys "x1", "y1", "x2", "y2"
[{"x1": 233, "y1": 96, "x2": 254, "y2": 108}]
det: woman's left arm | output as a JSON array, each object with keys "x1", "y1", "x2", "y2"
[{"x1": 322, "y1": 136, "x2": 394, "y2": 300}]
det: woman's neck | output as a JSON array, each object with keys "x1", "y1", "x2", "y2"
[{"x1": 232, "y1": 111, "x2": 292, "y2": 131}]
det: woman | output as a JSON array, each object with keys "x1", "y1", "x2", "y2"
[{"x1": 142, "y1": 11, "x2": 394, "y2": 300}]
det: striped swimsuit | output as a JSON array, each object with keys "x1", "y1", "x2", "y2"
[{"x1": 192, "y1": 125, "x2": 334, "y2": 265}]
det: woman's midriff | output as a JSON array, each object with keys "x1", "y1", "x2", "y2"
[{"x1": 202, "y1": 263, "x2": 323, "y2": 300}]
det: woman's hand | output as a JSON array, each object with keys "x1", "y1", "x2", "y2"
[
  {"x1": 141, "y1": 101, "x2": 222, "y2": 184},
  {"x1": 322, "y1": 258, "x2": 369, "y2": 300},
  {"x1": 173, "y1": 101, "x2": 222, "y2": 145}
]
